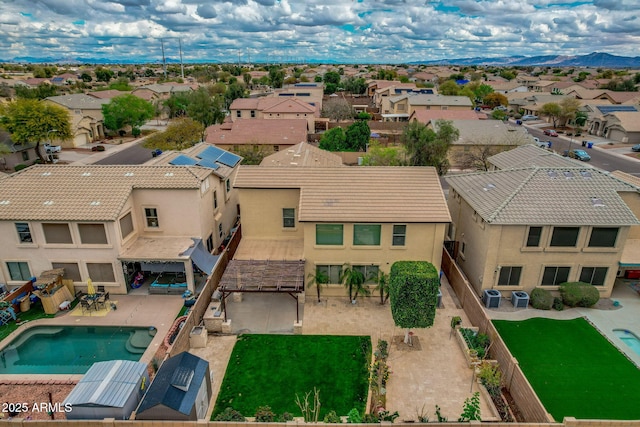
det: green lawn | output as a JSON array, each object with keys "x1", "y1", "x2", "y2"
[
  {"x1": 0, "y1": 301, "x2": 59, "y2": 342},
  {"x1": 493, "y1": 317, "x2": 640, "y2": 421},
  {"x1": 212, "y1": 334, "x2": 371, "y2": 420}
]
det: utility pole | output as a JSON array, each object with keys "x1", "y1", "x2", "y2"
[
  {"x1": 160, "y1": 38, "x2": 167, "y2": 79},
  {"x1": 179, "y1": 38, "x2": 184, "y2": 80}
]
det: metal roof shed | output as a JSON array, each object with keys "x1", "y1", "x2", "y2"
[
  {"x1": 63, "y1": 360, "x2": 149, "y2": 420},
  {"x1": 135, "y1": 351, "x2": 211, "y2": 421}
]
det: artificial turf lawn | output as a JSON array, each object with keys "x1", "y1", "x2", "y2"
[
  {"x1": 212, "y1": 334, "x2": 371, "y2": 420},
  {"x1": 493, "y1": 317, "x2": 640, "y2": 421}
]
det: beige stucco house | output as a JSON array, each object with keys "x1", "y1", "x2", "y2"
[
  {"x1": 229, "y1": 97, "x2": 317, "y2": 132},
  {"x1": 205, "y1": 119, "x2": 308, "y2": 153},
  {"x1": 445, "y1": 167, "x2": 640, "y2": 299},
  {"x1": 0, "y1": 158, "x2": 241, "y2": 295},
  {"x1": 384, "y1": 94, "x2": 472, "y2": 122},
  {"x1": 233, "y1": 166, "x2": 451, "y2": 298},
  {"x1": 44, "y1": 94, "x2": 109, "y2": 147}
]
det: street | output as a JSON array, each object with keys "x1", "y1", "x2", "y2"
[{"x1": 93, "y1": 140, "x2": 156, "y2": 165}]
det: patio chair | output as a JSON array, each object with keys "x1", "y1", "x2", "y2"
[
  {"x1": 96, "y1": 292, "x2": 109, "y2": 310},
  {"x1": 80, "y1": 299, "x2": 94, "y2": 315},
  {"x1": 0, "y1": 310, "x2": 12, "y2": 325},
  {"x1": 97, "y1": 285, "x2": 106, "y2": 293}
]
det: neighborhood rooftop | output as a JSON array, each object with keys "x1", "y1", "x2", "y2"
[
  {"x1": 445, "y1": 167, "x2": 640, "y2": 226},
  {"x1": 234, "y1": 166, "x2": 451, "y2": 223},
  {"x1": 489, "y1": 144, "x2": 588, "y2": 169},
  {"x1": 259, "y1": 142, "x2": 344, "y2": 167},
  {"x1": 0, "y1": 165, "x2": 212, "y2": 221}
]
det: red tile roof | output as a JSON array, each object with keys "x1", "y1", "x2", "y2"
[
  {"x1": 410, "y1": 110, "x2": 486, "y2": 123},
  {"x1": 205, "y1": 119, "x2": 308, "y2": 146}
]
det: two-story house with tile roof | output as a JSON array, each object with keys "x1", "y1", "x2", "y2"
[
  {"x1": 44, "y1": 94, "x2": 110, "y2": 147},
  {"x1": 229, "y1": 97, "x2": 318, "y2": 132},
  {"x1": 205, "y1": 119, "x2": 308, "y2": 153},
  {"x1": 0, "y1": 155, "x2": 241, "y2": 295},
  {"x1": 233, "y1": 166, "x2": 451, "y2": 298},
  {"x1": 384, "y1": 94, "x2": 473, "y2": 122},
  {"x1": 445, "y1": 167, "x2": 640, "y2": 298}
]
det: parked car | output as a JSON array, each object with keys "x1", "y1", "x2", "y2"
[
  {"x1": 151, "y1": 148, "x2": 163, "y2": 157},
  {"x1": 543, "y1": 129, "x2": 558, "y2": 137},
  {"x1": 43, "y1": 143, "x2": 61, "y2": 153},
  {"x1": 632, "y1": 144, "x2": 640, "y2": 152},
  {"x1": 567, "y1": 149, "x2": 591, "y2": 161},
  {"x1": 521, "y1": 115, "x2": 538, "y2": 121}
]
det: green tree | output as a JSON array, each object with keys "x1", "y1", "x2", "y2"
[
  {"x1": 143, "y1": 118, "x2": 204, "y2": 151},
  {"x1": 108, "y1": 77, "x2": 133, "y2": 91},
  {"x1": 340, "y1": 264, "x2": 369, "y2": 302},
  {"x1": 0, "y1": 99, "x2": 72, "y2": 163},
  {"x1": 540, "y1": 102, "x2": 562, "y2": 128},
  {"x1": 164, "y1": 92, "x2": 191, "y2": 118},
  {"x1": 80, "y1": 72, "x2": 93, "y2": 82},
  {"x1": 14, "y1": 83, "x2": 58, "y2": 100},
  {"x1": 224, "y1": 82, "x2": 246, "y2": 108},
  {"x1": 268, "y1": 67, "x2": 284, "y2": 88},
  {"x1": 243, "y1": 72, "x2": 251, "y2": 87},
  {"x1": 95, "y1": 67, "x2": 115, "y2": 83},
  {"x1": 342, "y1": 76, "x2": 367, "y2": 95},
  {"x1": 374, "y1": 271, "x2": 390, "y2": 305},
  {"x1": 319, "y1": 127, "x2": 347, "y2": 151},
  {"x1": 483, "y1": 92, "x2": 508, "y2": 108},
  {"x1": 186, "y1": 88, "x2": 226, "y2": 137},
  {"x1": 402, "y1": 120, "x2": 458, "y2": 175},
  {"x1": 233, "y1": 145, "x2": 273, "y2": 165},
  {"x1": 323, "y1": 71, "x2": 341, "y2": 86},
  {"x1": 102, "y1": 94, "x2": 155, "y2": 134},
  {"x1": 307, "y1": 268, "x2": 330, "y2": 303},
  {"x1": 438, "y1": 80, "x2": 460, "y2": 95},
  {"x1": 499, "y1": 69, "x2": 516, "y2": 81},
  {"x1": 468, "y1": 82, "x2": 494, "y2": 101},
  {"x1": 389, "y1": 261, "x2": 439, "y2": 343},
  {"x1": 558, "y1": 97, "x2": 581, "y2": 127},
  {"x1": 344, "y1": 120, "x2": 370, "y2": 151},
  {"x1": 362, "y1": 140, "x2": 406, "y2": 166}
]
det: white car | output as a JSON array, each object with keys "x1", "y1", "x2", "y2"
[
  {"x1": 521, "y1": 115, "x2": 538, "y2": 121},
  {"x1": 43, "y1": 143, "x2": 61, "y2": 153}
]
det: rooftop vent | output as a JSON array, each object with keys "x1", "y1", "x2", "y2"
[
  {"x1": 563, "y1": 171, "x2": 574, "y2": 179},
  {"x1": 82, "y1": 172, "x2": 91, "y2": 176},
  {"x1": 547, "y1": 170, "x2": 558, "y2": 179},
  {"x1": 591, "y1": 197, "x2": 605, "y2": 207},
  {"x1": 0, "y1": 200, "x2": 10, "y2": 205},
  {"x1": 42, "y1": 172, "x2": 52, "y2": 176},
  {"x1": 165, "y1": 172, "x2": 174, "y2": 177},
  {"x1": 90, "y1": 201, "x2": 101, "y2": 206},
  {"x1": 580, "y1": 171, "x2": 592, "y2": 179},
  {"x1": 43, "y1": 200, "x2": 54, "y2": 205},
  {"x1": 124, "y1": 172, "x2": 134, "y2": 177},
  {"x1": 483, "y1": 183, "x2": 496, "y2": 191}
]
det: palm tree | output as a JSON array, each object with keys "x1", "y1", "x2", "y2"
[
  {"x1": 306, "y1": 269, "x2": 329, "y2": 303},
  {"x1": 374, "y1": 271, "x2": 390, "y2": 305},
  {"x1": 340, "y1": 265, "x2": 367, "y2": 303}
]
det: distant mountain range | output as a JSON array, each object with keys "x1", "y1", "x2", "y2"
[
  {"x1": 411, "y1": 52, "x2": 640, "y2": 68},
  {"x1": 2, "y1": 52, "x2": 640, "y2": 67}
]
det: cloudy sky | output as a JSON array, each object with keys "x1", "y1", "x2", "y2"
[{"x1": 1, "y1": 0, "x2": 639, "y2": 63}]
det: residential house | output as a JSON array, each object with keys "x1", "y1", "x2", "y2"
[
  {"x1": 445, "y1": 167, "x2": 640, "y2": 299},
  {"x1": 233, "y1": 166, "x2": 451, "y2": 298},
  {"x1": 0, "y1": 161, "x2": 241, "y2": 295},
  {"x1": 87, "y1": 90, "x2": 130, "y2": 100},
  {"x1": 259, "y1": 142, "x2": 344, "y2": 168},
  {"x1": 384, "y1": 94, "x2": 472, "y2": 122},
  {"x1": 428, "y1": 120, "x2": 532, "y2": 168},
  {"x1": 131, "y1": 83, "x2": 194, "y2": 102},
  {"x1": 610, "y1": 171, "x2": 640, "y2": 279},
  {"x1": 488, "y1": 144, "x2": 589, "y2": 171},
  {"x1": 205, "y1": 119, "x2": 308, "y2": 153},
  {"x1": 229, "y1": 97, "x2": 317, "y2": 131},
  {"x1": 586, "y1": 105, "x2": 640, "y2": 142},
  {"x1": 485, "y1": 80, "x2": 528, "y2": 94},
  {"x1": 409, "y1": 109, "x2": 485, "y2": 124},
  {"x1": 0, "y1": 131, "x2": 39, "y2": 172},
  {"x1": 274, "y1": 83, "x2": 324, "y2": 110},
  {"x1": 44, "y1": 94, "x2": 109, "y2": 147}
]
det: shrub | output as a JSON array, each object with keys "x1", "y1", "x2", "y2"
[
  {"x1": 323, "y1": 410, "x2": 342, "y2": 423},
  {"x1": 132, "y1": 127, "x2": 141, "y2": 137},
  {"x1": 255, "y1": 406, "x2": 276, "y2": 422},
  {"x1": 361, "y1": 413, "x2": 379, "y2": 423},
  {"x1": 559, "y1": 282, "x2": 600, "y2": 307},
  {"x1": 214, "y1": 407, "x2": 245, "y2": 422},
  {"x1": 460, "y1": 328, "x2": 490, "y2": 359},
  {"x1": 530, "y1": 288, "x2": 553, "y2": 310},
  {"x1": 347, "y1": 408, "x2": 361, "y2": 423},
  {"x1": 277, "y1": 412, "x2": 294, "y2": 422},
  {"x1": 14, "y1": 163, "x2": 27, "y2": 171},
  {"x1": 553, "y1": 297, "x2": 564, "y2": 311}
]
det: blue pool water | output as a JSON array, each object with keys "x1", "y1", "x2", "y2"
[
  {"x1": 613, "y1": 329, "x2": 640, "y2": 357},
  {"x1": 0, "y1": 325, "x2": 155, "y2": 374}
]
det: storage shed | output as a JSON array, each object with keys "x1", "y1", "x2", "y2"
[
  {"x1": 135, "y1": 351, "x2": 211, "y2": 421},
  {"x1": 64, "y1": 360, "x2": 149, "y2": 420}
]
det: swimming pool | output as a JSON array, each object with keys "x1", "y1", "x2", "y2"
[
  {"x1": 0, "y1": 325, "x2": 155, "y2": 375},
  {"x1": 613, "y1": 329, "x2": 640, "y2": 357}
]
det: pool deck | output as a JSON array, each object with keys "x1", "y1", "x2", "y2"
[
  {"x1": 485, "y1": 280, "x2": 640, "y2": 367},
  {"x1": 0, "y1": 294, "x2": 184, "y2": 382}
]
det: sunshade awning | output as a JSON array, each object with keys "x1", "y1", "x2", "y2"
[{"x1": 181, "y1": 238, "x2": 220, "y2": 275}]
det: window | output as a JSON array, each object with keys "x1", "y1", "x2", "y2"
[
  {"x1": 219, "y1": 223, "x2": 223, "y2": 238},
  {"x1": 588, "y1": 228, "x2": 618, "y2": 248},
  {"x1": 526, "y1": 226, "x2": 542, "y2": 247},
  {"x1": 213, "y1": 190, "x2": 218, "y2": 210},
  {"x1": 541, "y1": 266, "x2": 570, "y2": 286},
  {"x1": 550, "y1": 227, "x2": 579, "y2": 247},
  {"x1": 316, "y1": 224, "x2": 343, "y2": 245},
  {"x1": 353, "y1": 224, "x2": 381, "y2": 246},
  {"x1": 317, "y1": 265, "x2": 342, "y2": 284},
  {"x1": 206, "y1": 234, "x2": 214, "y2": 253},
  {"x1": 42, "y1": 223, "x2": 73, "y2": 244},
  {"x1": 51, "y1": 262, "x2": 81, "y2": 282},
  {"x1": 119, "y1": 212, "x2": 134, "y2": 239},
  {"x1": 250, "y1": 110, "x2": 256, "y2": 118},
  {"x1": 274, "y1": 145, "x2": 279, "y2": 152},
  {"x1": 6, "y1": 262, "x2": 30, "y2": 281},
  {"x1": 283, "y1": 208, "x2": 295, "y2": 228},
  {"x1": 145, "y1": 208, "x2": 159, "y2": 228},
  {"x1": 353, "y1": 265, "x2": 379, "y2": 282},
  {"x1": 78, "y1": 223, "x2": 108, "y2": 244},
  {"x1": 580, "y1": 267, "x2": 608, "y2": 286},
  {"x1": 15, "y1": 223, "x2": 32, "y2": 243},
  {"x1": 497, "y1": 267, "x2": 522, "y2": 286},
  {"x1": 22, "y1": 151, "x2": 29, "y2": 161},
  {"x1": 392, "y1": 225, "x2": 406, "y2": 246},
  {"x1": 225, "y1": 179, "x2": 231, "y2": 194},
  {"x1": 87, "y1": 263, "x2": 116, "y2": 282},
  {"x1": 236, "y1": 110, "x2": 241, "y2": 118}
]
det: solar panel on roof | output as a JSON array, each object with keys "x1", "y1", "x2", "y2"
[
  {"x1": 217, "y1": 151, "x2": 242, "y2": 167},
  {"x1": 196, "y1": 158, "x2": 220, "y2": 170},
  {"x1": 197, "y1": 145, "x2": 225, "y2": 160},
  {"x1": 169, "y1": 155, "x2": 198, "y2": 166},
  {"x1": 596, "y1": 105, "x2": 638, "y2": 114}
]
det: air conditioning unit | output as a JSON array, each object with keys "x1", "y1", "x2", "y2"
[
  {"x1": 511, "y1": 291, "x2": 529, "y2": 309},
  {"x1": 437, "y1": 288, "x2": 442, "y2": 308},
  {"x1": 483, "y1": 289, "x2": 502, "y2": 308}
]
